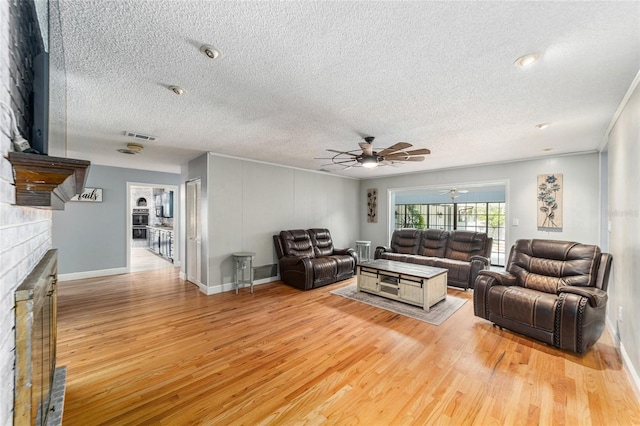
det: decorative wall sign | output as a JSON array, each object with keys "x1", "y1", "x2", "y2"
[
  {"x1": 367, "y1": 188, "x2": 378, "y2": 223},
  {"x1": 537, "y1": 174, "x2": 562, "y2": 229},
  {"x1": 71, "y1": 187, "x2": 103, "y2": 202}
]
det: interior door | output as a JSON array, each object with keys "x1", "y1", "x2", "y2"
[{"x1": 186, "y1": 179, "x2": 202, "y2": 284}]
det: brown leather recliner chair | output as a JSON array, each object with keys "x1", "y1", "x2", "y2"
[
  {"x1": 273, "y1": 229, "x2": 357, "y2": 290},
  {"x1": 474, "y1": 239, "x2": 612, "y2": 354}
]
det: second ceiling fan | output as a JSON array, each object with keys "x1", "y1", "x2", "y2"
[{"x1": 317, "y1": 136, "x2": 431, "y2": 170}]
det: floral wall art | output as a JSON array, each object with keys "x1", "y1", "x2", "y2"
[
  {"x1": 537, "y1": 174, "x2": 563, "y2": 229},
  {"x1": 367, "y1": 188, "x2": 378, "y2": 223}
]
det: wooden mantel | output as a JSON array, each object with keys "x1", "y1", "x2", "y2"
[{"x1": 7, "y1": 152, "x2": 91, "y2": 210}]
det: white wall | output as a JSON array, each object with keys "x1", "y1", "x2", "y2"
[
  {"x1": 201, "y1": 154, "x2": 360, "y2": 291},
  {"x1": 606, "y1": 72, "x2": 640, "y2": 397},
  {"x1": 359, "y1": 153, "x2": 601, "y2": 252}
]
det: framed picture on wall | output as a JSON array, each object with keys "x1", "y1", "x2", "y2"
[
  {"x1": 367, "y1": 188, "x2": 377, "y2": 223},
  {"x1": 537, "y1": 174, "x2": 562, "y2": 229}
]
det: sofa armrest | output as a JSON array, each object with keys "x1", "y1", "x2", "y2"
[
  {"x1": 374, "y1": 246, "x2": 392, "y2": 259},
  {"x1": 470, "y1": 255, "x2": 490, "y2": 268},
  {"x1": 558, "y1": 286, "x2": 608, "y2": 308},
  {"x1": 477, "y1": 270, "x2": 517, "y2": 286},
  {"x1": 474, "y1": 270, "x2": 518, "y2": 319},
  {"x1": 279, "y1": 256, "x2": 314, "y2": 290},
  {"x1": 468, "y1": 256, "x2": 491, "y2": 290},
  {"x1": 333, "y1": 247, "x2": 355, "y2": 256},
  {"x1": 334, "y1": 247, "x2": 358, "y2": 271},
  {"x1": 280, "y1": 255, "x2": 311, "y2": 267}
]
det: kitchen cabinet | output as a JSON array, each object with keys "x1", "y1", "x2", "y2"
[{"x1": 148, "y1": 226, "x2": 173, "y2": 262}]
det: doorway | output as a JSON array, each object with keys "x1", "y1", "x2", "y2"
[
  {"x1": 127, "y1": 182, "x2": 179, "y2": 272},
  {"x1": 186, "y1": 178, "x2": 202, "y2": 285}
]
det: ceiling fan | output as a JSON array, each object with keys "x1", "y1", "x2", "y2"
[
  {"x1": 439, "y1": 188, "x2": 469, "y2": 200},
  {"x1": 316, "y1": 136, "x2": 431, "y2": 170}
]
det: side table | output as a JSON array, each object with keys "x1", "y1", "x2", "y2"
[{"x1": 233, "y1": 252, "x2": 256, "y2": 294}]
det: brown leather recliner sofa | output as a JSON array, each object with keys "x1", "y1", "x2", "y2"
[
  {"x1": 473, "y1": 239, "x2": 612, "y2": 354},
  {"x1": 374, "y1": 228, "x2": 493, "y2": 290},
  {"x1": 273, "y1": 229, "x2": 357, "y2": 290}
]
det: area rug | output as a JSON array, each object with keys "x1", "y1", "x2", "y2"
[{"x1": 330, "y1": 284, "x2": 466, "y2": 326}]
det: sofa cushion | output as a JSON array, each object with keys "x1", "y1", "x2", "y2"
[
  {"x1": 445, "y1": 231, "x2": 490, "y2": 261},
  {"x1": 308, "y1": 228, "x2": 335, "y2": 256},
  {"x1": 379, "y1": 252, "x2": 410, "y2": 262},
  {"x1": 417, "y1": 229, "x2": 449, "y2": 257},
  {"x1": 434, "y1": 258, "x2": 470, "y2": 287},
  {"x1": 508, "y1": 239, "x2": 601, "y2": 293},
  {"x1": 405, "y1": 255, "x2": 437, "y2": 266},
  {"x1": 390, "y1": 228, "x2": 421, "y2": 254},
  {"x1": 280, "y1": 230, "x2": 315, "y2": 258}
]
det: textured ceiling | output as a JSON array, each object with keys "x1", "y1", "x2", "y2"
[{"x1": 49, "y1": 1, "x2": 640, "y2": 177}]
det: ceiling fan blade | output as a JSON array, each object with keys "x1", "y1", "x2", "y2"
[
  {"x1": 458, "y1": 189, "x2": 469, "y2": 193},
  {"x1": 320, "y1": 160, "x2": 355, "y2": 166},
  {"x1": 327, "y1": 149, "x2": 359, "y2": 156},
  {"x1": 358, "y1": 142, "x2": 373, "y2": 156},
  {"x1": 384, "y1": 155, "x2": 426, "y2": 161},
  {"x1": 402, "y1": 148, "x2": 431, "y2": 156},
  {"x1": 377, "y1": 142, "x2": 412, "y2": 157}
]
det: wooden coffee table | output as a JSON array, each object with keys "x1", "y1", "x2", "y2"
[{"x1": 356, "y1": 259, "x2": 448, "y2": 312}]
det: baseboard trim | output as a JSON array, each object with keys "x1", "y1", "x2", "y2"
[
  {"x1": 58, "y1": 267, "x2": 128, "y2": 282},
  {"x1": 606, "y1": 316, "x2": 640, "y2": 403},
  {"x1": 198, "y1": 276, "x2": 280, "y2": 296}
]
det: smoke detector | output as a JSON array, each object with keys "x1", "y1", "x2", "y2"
[{"x1": 117, "y1": 143, "x2": 144, "y2": 155}]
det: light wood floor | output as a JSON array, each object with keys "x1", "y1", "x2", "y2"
[
  {"x1": 56, "y1": 269, "x2": 640, "y2": 425},
  {"x1": 130, "y1": 247, "x2": 175, "y2": 272}
]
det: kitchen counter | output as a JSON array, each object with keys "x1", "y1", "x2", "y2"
[{"x1": 146, "y1": 225, "x2": 174, "y2": 231}]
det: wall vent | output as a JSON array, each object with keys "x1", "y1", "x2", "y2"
[
  {"x1": 254, "y1": 264, "x2": 278, "y2": 280},
  {"x1": 124, "y1": 131, "x2": 157, "y2": 142}
]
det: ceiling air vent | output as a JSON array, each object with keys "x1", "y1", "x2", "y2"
[{"x1": 124, "y1": 131, "x2": 157, "y2": 142}]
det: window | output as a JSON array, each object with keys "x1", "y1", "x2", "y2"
[{"x1": 394, "y1": 202, "x2": 506, "y2": 266}]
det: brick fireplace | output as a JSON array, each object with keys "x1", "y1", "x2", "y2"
[{"x1": 0, "y1": 1, "x2": 53, "y2": 425}]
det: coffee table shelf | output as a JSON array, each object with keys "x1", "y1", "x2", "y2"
[{"x1": 356, "y1": 259, "x2": 448, "y2": 312}]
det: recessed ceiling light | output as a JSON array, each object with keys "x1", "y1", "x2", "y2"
[
  {"x1": 168, "y1": 85, "x2": 185, "y2": 95},
  {"x1": 514, "y1": 53, "x2": 541, "y2": 68},
  {"x1": 535, "y1": 123, "x2": 551, "y2": 129},
  {"x1": 200, "y1": 45, "x2": 222, "y2": 59}
]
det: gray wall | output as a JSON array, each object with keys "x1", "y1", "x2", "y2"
[
  {"x1": 201, "y1": 154, "x2": 360, "y2": 288},
  {"x1": 53, "y1": 165, "x2": 180, "y2": 274},
  {"x1": 359, "y1": 153, "x2": 601, "y2": 252},
  {"x1": 607, "y1": 77, "x2": 640, "y2": 388}
]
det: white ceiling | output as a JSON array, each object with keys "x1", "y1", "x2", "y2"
[{"x1": 49, "y1": 1, "x2": 640, "y2": 177}]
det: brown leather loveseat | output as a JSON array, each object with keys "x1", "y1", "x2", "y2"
[
  {"x1": 375, "y1": 228, "x2": 493, "y2": 290},
  {"x1": 473, "y1": 239, "x2": 612, "y2": 354},
  {"x1": 273, "y1": 229, "x2": 357, "y2": 290}
]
